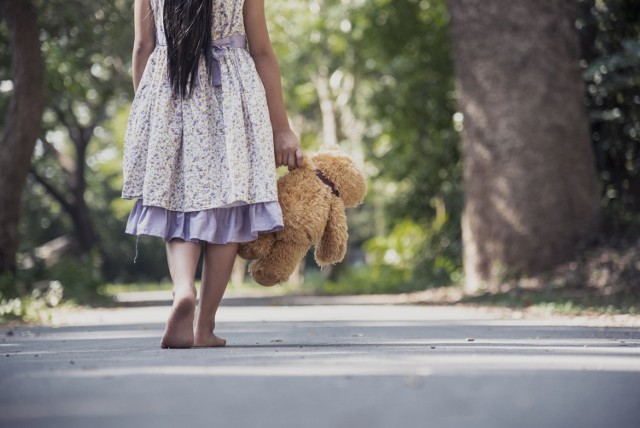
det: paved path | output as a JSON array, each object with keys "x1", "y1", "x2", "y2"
[{"x1": 1, "y1": 298, "x2": 639, "y2": 428}]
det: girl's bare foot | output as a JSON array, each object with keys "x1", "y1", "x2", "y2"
[
  {"x1": 160, "y1": 293, "x2": 196, "y2": 349},
  {"x1": 194, "y1": 322, "x2": 226, "y2": 347}
]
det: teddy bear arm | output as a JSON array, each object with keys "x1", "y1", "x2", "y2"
[
  {"x1": 238, "y1": 233, "x2": 276, "y2": 260},
  {"x1": 314, "y1": 198, "x2": 348, "y2": 266}
]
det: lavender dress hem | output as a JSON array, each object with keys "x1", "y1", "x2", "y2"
[{"x1": 125, "y1": 199, "x2": 283, "y2": 244}]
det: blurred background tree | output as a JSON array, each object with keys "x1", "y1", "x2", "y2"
[
  {"x1": 0, "y1": 0, "x2": 43, "y2": 289},
  {"x1": 578, "y1": 0, "x2": 640, "y2": 233}
]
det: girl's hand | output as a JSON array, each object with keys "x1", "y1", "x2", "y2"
[{"x1": 274, "y1": 128, "x2": 304, "y2": 170}]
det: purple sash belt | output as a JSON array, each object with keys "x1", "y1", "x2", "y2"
[{"x1": 156, "y1": 29, "x2": 247, "y2": 87}]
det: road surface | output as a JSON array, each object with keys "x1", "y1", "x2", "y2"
[{"x1": 1, "y1": 296, "x2": 639, "y2": 428}]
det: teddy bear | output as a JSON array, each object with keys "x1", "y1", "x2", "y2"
[{"x1": 238, "y1": 149, "x2": 367, "y2": 286}]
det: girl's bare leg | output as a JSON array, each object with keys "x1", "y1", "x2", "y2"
[
  {"x1": 194, "y1": 242, "x2": 239, "y2": 347},
  {"x1": 161, "y1": 239, "x2": 201, "y2": 349}
]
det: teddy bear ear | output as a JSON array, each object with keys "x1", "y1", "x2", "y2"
[
  {"x1": 340, "y1": 167, "x2": 367, "y2": 208},
  {"x1": 311, "y1": 151, "x2": 367, "y2": 208}
]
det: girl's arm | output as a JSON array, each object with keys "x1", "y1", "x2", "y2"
[
  {"x1": 132, "y1": 0, "x2": 156, "y2": 93},
  {"x1": 244, "y1": 0, "x2": 304, "y2": 170}
]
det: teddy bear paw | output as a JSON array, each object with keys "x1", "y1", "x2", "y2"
[{"x1": 250, "y1": 266, "x2": 283, "y2": 287}]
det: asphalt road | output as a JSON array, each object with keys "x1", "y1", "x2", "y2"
[{"x1": 1, "y1": 300, "x2": 639, "y2": 428}]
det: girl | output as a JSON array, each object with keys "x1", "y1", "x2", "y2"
[{"x1": 122, "y1": 0, "x2": 303, "y2": 348}]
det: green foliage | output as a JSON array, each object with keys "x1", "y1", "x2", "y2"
[
  {"x1": 319, "y1": 212, "x2": 463, "y2": 295},
  {"x1": 335, "y1": 220, "x2": 427, "y2": 294},
  {"x1": 319, "y1": 265, "x2": 412, "y2": 295},
  {"x1": 35, "y1": 0, "x2": 133, "y2": 117},
  {"x1": 0, "y1": 275, "x2": 65, "y2": 323},
  {"x1": 366, "y1": 220, "x2": 427, "y2": 275},
  {"x1": 353, "y1": 0, "x2": 463, "y2": 286},
  {"x1": 5, "y1": 249, "x2": 106, "y2": 307},
  {"x1": 46, "y1": 253, "x2": 104, "y2": 303},
  {"x1": 578, "y1": 0, "x2": 640, "y2": 232},
  {"x1": 0, "y1": 296, "x2": 48, "y2": 323},
  {"x1": 0, "y1": 273, "x2": 18, "y2": 300}
]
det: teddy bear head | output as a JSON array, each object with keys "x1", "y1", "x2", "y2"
[{"x1": 311, "y1": 152, "x2": 367, "y2": 208}]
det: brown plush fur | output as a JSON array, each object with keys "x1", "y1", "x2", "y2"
[{"x1": 238, "y1": 151, "x2": 367, "y2": 286}]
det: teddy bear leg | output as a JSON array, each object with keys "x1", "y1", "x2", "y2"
[
  {"x1": 249, "y1": 242, "x2": 310, "y2": 287},
  {"x1": 238, "y1": 233, "x2": 276, "y2": 260},
  {"x1": 314, "y1": 199, "x2": 348, "y2": 266}
]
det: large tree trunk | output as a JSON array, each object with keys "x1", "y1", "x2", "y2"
[
  {"x1": 0, "y1": 0, "x2": 44, "y2": 279},
  {"x1": 447, "y1": 0, "x2": 600, "y2": 292}
]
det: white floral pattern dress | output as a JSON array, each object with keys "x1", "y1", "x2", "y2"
[{"x1": 122, "y1": 0, "x2": 283, "y2": 244}]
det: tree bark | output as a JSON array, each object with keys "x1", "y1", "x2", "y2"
[
  {"x1": 447, "y1": 0, "x2": 600, "y2": 291},
  {"x1": 0, "y1": 0, "x2": 44, "y2": 278},
  {"x1": 68, "y1": 126, "x2": 98, "y2": 254}
]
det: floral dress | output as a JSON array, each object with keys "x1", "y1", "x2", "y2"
[{"x1": 122, "y1": 0, "x2": 283, "y2": 244}]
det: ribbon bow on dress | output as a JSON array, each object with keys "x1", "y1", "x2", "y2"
[
  {"x1": 157, "y1": 28, "x2": 248, "y2": 87},
  {"x1": 207, "y1": 34, "x2": 248, "y2": 86}
]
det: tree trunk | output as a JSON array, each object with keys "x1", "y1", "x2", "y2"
[
  {"x1": 30, "y1": 123, "x2": 100, "y2": 258},
  {"x1": 314, "y1": 65, "x2": 339, "y2": 150},
  {"x1": 447, "y1": 0, "x2": 600, "y2": 292},
  {"x1": 69, "y1": 132, "x2": 98, "y2": 254},
  {"x1": 0, "y1": 0, "x2": 44, "y2": 279}
]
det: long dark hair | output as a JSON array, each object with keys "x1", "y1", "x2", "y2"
[{"x1": 163, "y1": 0, "x2": 213, "y2": 98}]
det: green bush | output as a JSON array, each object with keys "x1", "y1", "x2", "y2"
[
  {"x1": 0, "y1": 272, "x2": 18, "y2": 299},
  {"x1": 317, "y1": 218, "x2": 462, "y2": 295},
  {"x1": 0, "y1": 295, "x2": 53, "y2": 323},
  {"x1": 46, "y1": 252, "x2": 104, "y2": 303},
  {"x1": 319, "y1": 264, "x2": 414, "y2": 295}
]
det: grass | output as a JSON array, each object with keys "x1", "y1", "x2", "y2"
[
  {"x1": 459, "y1": 285, "x2": 640, "y2": 316},
  {"x1": 100, "y1": 281, "x2": 173, "y2": 295},
  {"x1": 0, "y1": 296, "x2": 80, "y2": 325}
]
